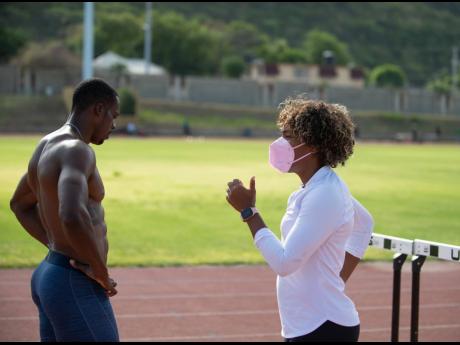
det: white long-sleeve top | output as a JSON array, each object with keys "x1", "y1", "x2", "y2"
[{"x1": 254, "y1": 166, "x2": 374, "y2": 338}]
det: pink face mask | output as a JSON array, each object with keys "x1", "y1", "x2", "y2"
[{"x1": 269, "y1": 137, "x2": 316, "y2": 173}]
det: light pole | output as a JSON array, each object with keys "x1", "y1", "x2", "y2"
[
  {"x1": 144, "y1": 2, "x2": 153, "y2": 75},
  {"x1": 82, "y1": 2, "x2": 94, "y2": 80},
  {"x1": 452, "y1": 46, "x2": 458, "y2": 95}
]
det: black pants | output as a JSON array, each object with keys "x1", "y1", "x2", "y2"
[{"x1": 284, "y1": 320, "x2": 360, "y2": 342}]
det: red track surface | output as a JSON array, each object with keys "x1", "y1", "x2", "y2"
[{"x1": 1, "y1": 261, "x2": 459, "y2": 342}]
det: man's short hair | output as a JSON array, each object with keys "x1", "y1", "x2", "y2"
[{"x1": 71, "y1": 78, "x2": 118, "y2": 113}]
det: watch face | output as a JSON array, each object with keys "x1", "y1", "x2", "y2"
[{"x1": 241, "y1": 208, "x2": 253, "y2": 218}]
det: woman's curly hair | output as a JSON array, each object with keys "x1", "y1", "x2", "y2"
[{"x1": 277, "y1": 96, "x2": 355, "y2": 168}]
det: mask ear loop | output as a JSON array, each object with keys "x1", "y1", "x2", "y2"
[
  {"x1": 292, "y1": 151, "x2": 316, "y2": 163},
  {"x1": 292, "y1": 142, "x2": 305, "y2": 149}
]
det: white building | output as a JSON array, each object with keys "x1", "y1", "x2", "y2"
[{"x1": 93, "y1": 51, "x2": 166, "y2": 76}]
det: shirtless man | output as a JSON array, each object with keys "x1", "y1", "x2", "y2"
[{"x1": 10, "y1": 78, "x2": 120, "y2": 342}]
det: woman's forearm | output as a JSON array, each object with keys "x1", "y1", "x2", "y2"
[{"x1": 245, "y1": 213, "x2": 267, "y2": 239}]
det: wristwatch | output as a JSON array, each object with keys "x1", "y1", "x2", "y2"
[{"x1": 240, "y1": 207, "x2": 258, "y2": 222}]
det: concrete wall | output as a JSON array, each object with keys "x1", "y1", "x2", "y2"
[
  {"x1": 186, "y1": 77, "x2": 261, "y2": 106},
  {"x1": 403, "y1": 88, "x2": 440, "y2": 114},
  {"x1": 324, "y1": 86, "x2": 395, "y2": 112},
  {"x1": 130, "y1": 74, "x2": 169, "y2": 99},
  {"x1": 33, "y1": 68, "x2": 80, "y2": 95},
  {"x1": 272, "y1": 82, "x2": 319, "y2": 107},
  {"x1": 0, "y1": 65, "x2": 20, "y2": 94},
  {"x1": 449, "y1": 94, "x2": 460, "y2": 115},
  {"x1": 1, "y1": 64, "x2": 460, "y2": 116}
]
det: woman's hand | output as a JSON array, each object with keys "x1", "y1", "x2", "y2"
[{"x1": 226, "y1": 176, "x2": 256, "y2": 212}]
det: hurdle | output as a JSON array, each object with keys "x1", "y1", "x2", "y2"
[{"x1": 368, "y1": 233, "x2": 460, "y2": 342}]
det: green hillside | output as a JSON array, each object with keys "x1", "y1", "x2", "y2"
[{"x1": 2, "y1": 2, "x2": 460, "y2": 85}]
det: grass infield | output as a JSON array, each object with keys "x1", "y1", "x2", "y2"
[{"x1": 1, "y1": 136, "x2": 459, "y2": 267}]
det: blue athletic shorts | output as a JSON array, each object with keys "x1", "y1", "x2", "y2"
[{"x1": 31, "y1": 251, "x2": 119, "y2": 342}]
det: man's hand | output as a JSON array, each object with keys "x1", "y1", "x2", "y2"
[
  {"x1": 70, "y1": 259, "x2": 118, "y2": 297},
  {"x1": 226, "y1": 177, "x2": 256, "y2": 212}
]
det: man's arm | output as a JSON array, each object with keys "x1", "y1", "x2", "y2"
[
  {"x1": 10, "y1": 173, "x2": 49, "y2": 247},
  {"x1": 58, "y1": 143, "x2": 116, "y2": 296}
]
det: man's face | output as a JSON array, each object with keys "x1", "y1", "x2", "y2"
[{"x1": 92, "y1": 97, "x2": 120, "y2": 145}]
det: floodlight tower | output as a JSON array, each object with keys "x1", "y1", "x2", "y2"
[
  {"x1": 144, "y1": 2, "x2": 153, "y2": 75},
  {"x1": 452, "y1": 46, "x2": 459, "y2": 94},
  {"x1": 82, "y1": 2, "x2": 94, "y2": 80}
]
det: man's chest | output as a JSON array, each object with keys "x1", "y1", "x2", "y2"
[{"x1": 88, "y1": 167, "x2": 105, "y2": 202}]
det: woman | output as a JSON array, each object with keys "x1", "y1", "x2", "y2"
[{"x1": 226, "y1": 97, "x2": 374, "y2": 342}]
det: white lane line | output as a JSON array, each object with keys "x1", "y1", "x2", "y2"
[
  {"x1": 348, "y1": 287, "x2": 460, "y2": 294},
  {"x1": 123, "y1": 324, "x2": 460, "y2": 341},
  {"x1": 0, "y1": 292, "x2": 275, "y2": 302},
  {"x1": 2, "y1": 286, "x2": 460, "y2": 302},
  {"x1": 0, "y1": 279, "x2": 276, "y2": 286},
  {"x1": 362, "y1": 323, "x2": 460, "y2": 333},
  {"x1": 4, "y1": 323, "x2": 459, "y2": 342},
  {"x1": 2, "y1": 303, "x2": 459, "y2": 321},
  {"x1": 1, "y1": 277, "x2": 458, "y2": 286},
  {"x1": 123, "y1": 333, "x2": 281, "y2": 342},
  {"x1": 359, "y1": 302, "x2": 460, "y2": 311},
  {"x1": 0, "y1": 309, "x2": 277, "y2": 321}
]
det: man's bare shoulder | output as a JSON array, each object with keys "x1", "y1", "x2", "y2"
[
  {"x1": 59, "y1": 139, "x2": 95, "y2": 173},
  {"x1": 40, "y1": 129, "x2": 96, "y2": 173}
]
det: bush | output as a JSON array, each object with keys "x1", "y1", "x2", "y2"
[
  {"x1": 369, "y1": 64, "x2": 407, "y2": 88},
  {"x1": 118, "y1": 88, "x2": 137, "y2": 116},
  {"x1": 303, "y1": 29, "x2": 352, "y2": 65},
  {"x1": 221, "y1": 56, "x2": 246, "y2": 78}
]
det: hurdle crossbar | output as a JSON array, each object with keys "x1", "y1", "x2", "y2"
[{"x1": 368, "y1": 233, "x2": 459, "y2": 342}]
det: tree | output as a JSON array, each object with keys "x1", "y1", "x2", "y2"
[
  {"x1": 223, "y1": 21, "x2": 269, "y2": 62},
  {"x1": 148, "y1": 11, "x2": 221, "y2": 77},
  {"x1": 426, "y1": 73, "x2": 460, "y2": 95},
  {"x1": 303, "y1": 29, "x2": 352, "y2": 65},
  {"x1": 0, "y1": 27, "x2": 27, "y2": 63},
  {"x1": 14, "y1": 40, "x2": 80, "y2": 69},
  {"x1": 369, "y1": 64, "x2": 407, "y2": 88},
  {"x1": 65, "y1": 12, "x2": 143, "y2": 58},
  {"x1": 94, "y1": 13, "x2": 143, "y2": 58},
  {"x1": 221, "y1": 56, "x2": 246, "y2": 78},
  {"x1": 118, "y1": 88, "x2": 137, "y2": 116},
  {"x1": 257, "y1": 38, "x2": 289, "y2": 64},
  {"x1": 279, "y1": 48, "x2": 308, "y2": 64},
  {"x1": 427, "y1": 78, "x2": 451, "y2": 95},
  {"x1": 110, "y1": 63, "x2": 128, "y2": 89}
]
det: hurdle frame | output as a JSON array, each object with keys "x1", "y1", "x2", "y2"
[{"x1": 368, "y1": 233, "x2": 460, "y2": 342}]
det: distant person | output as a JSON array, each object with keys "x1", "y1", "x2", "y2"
[
  {"x1": 10, "y1": 78, "x2": 120, "y2": 342},
  {"x1": 226, "y1": 97, "x2": 374, "y2": 342},
  {"x1": 183, "y1": 119, "x2": 191, "y2": 136},
  {"x1": 126, "y1": 122, "x2": 138, "y2": 135},
  {"x1": 354, "y1": 125, "x2": 360, "y2": 139},
  {"x1": 435, "y1": 126, "x2": 442, "y2": 141}
]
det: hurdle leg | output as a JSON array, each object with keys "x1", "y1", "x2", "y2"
[
  {"x1": 391, "y1": 253, "x2": 407, "y2": 342},
  {"x1": 410, "y1": 255, "x2": 426, "y2": 342}
]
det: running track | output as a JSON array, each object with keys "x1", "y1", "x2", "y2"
[{"x1": 1, "y1": 261, "x2": 459, "y2": 342}]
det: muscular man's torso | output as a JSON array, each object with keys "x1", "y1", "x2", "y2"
[{"x1": 28, "y1": 126, "x2": 108, "y2": 264}]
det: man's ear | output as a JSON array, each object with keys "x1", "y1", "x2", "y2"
[{"x1": 94, "y1": 102, "x2": 105, "y2": 118}]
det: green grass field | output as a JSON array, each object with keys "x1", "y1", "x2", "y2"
[{"x1": 1, "y1": 136, "x2": 459, "y2": 267}]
